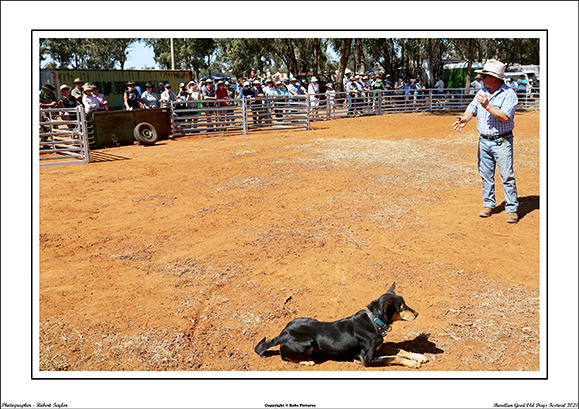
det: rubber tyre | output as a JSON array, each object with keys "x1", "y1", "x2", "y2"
[{"x1": 133, "y1": 122, "x2": 158, "y2": 146}]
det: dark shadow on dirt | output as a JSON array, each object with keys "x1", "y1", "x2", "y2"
[
  {"x1": 495, "y1": 195, "x2": 539, "y2": 220},
  {"x1": 256, "y1": 333, "x2": 444, "y2": 365}
]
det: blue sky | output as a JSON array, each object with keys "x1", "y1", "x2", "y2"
[{"x1": 126, "y1": 41, "x2": 156, "y2": 69}]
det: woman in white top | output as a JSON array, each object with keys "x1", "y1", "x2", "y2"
[
  {"x1": 307, "y1": 77, "x2": 320, "y2": 119},
  {"x1": 81, "y1": 85, "x2": 100, "y2": 114}
]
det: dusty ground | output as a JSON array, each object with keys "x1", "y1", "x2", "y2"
[{"x1": 39, "y1": 111, "x2": 540, "y2": 373}]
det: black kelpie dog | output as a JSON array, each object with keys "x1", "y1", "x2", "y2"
[{"x1": 254, "y1": 283, "x2": 428, "y2": 368}]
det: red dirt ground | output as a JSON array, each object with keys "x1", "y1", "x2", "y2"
[{"x1": 39, "y1": 111, "x2": 540, "y2": 373}]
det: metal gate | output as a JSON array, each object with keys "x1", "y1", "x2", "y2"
[
  {"x1": 39, "y1": 106, "x2": 90, "y2": 166},
  {"x1": 171, "y1": 95, "x2": 310, "y2": 137}
]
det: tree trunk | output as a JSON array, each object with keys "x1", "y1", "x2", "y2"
[
  {"x1": 312, "y1": 38, "x2": 320, "y2": 76},
  {"x1": 356, "y1": 39, "x2": 365, "y2": 74},
  {"x1": 335, "y1": 39, "x2": 352, "y2": 93}
]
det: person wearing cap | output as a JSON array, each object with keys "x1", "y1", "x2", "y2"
[
  {"x1": 516, "y1": 74, "x2": 527, "y2": 98},
  {"x1": 453, "y1": 59, "x2": 520, "y2": 223},
  {"x1": 124, "y1": 81, "x2": 142, "y2": 111},
  {"x1": 141, "y1": 83, "x2": 158, "y2": 109},
  {"x1": 159, "y1": 83, "x2": 176, "y2": 109},
  {"x1": 39, "y1": 83, "x2": 58, "y2": 109},
  {"x1": 82, "y1": 84, "x2": 100, "y2": 114},
  {"x1": 157, "y1": 82, "x2": 165, "y2": 96},
  {"x1": 71, "y1": 78, "x2": 84, "y2": 103}
]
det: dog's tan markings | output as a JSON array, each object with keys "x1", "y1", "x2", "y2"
[
  {"x1": 400, "y1": 309, "x2": 416, "y2": 321},
  {"x1": 299, "y1": 360, "x2": 315, "y2": 366}
]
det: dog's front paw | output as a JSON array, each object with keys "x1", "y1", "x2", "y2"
[{"x1": 409, "y1": 353, "x2": 428, "y2": 363}]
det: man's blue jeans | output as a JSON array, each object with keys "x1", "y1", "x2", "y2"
[{"x1": 478, "y1": 136, "x2": 519, "y2": 213}]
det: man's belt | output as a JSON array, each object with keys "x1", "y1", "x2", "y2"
[{"x1": 480, "y1": 131, "x2": 513, "y2": 141}]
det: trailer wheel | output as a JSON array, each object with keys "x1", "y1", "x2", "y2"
[{"x1": 134, "y1": 122, "x2": 158, "y2": 146}]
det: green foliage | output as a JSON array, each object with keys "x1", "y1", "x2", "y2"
[
  {"x1": 41, "y1": 38, "x2": 139, "y2": 70},
  {"x1": 143, "y1": 38, "x2": 215, "y2": 77}
]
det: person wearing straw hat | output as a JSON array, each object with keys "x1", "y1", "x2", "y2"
[
  {"x1": 82, "y1": 84, "x2": 100, "y2": 114},
  {"x1": 453, "y1": 59, "x2": 520, "y2": 223},
  {"x1": 70, "y1": 78, "x2": 84, "y2": 103},
  {"x1": 57, "y1": 84, "x2": 79, "y2": 125},
  {"x1": 307, "y1": 76, "x2": 320, "y2": 119},
  {"x1": 471, "y1": 74, "x2": 484, "y2": 91}
]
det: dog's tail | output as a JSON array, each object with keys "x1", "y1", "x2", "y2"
[{"x1": 254, "y1": 336, "x2": 280, "y2": 357}]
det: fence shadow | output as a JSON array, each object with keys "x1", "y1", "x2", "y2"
[{"x1": 89, "y1": 151, "x2": 131, "y2": 163}]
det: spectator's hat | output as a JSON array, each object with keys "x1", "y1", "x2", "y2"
[
  {"x1": 187, "y1": 81, "x2": 196, "y2": 86},
  {"x1": 42, "y1": 83, "x2": 55, "y2": 91},
  {"x1": 475, "y1": 74, "x2": 482, "y2": 80},
  {"x1": 59, "y1": 84, "x2": 71, "y2": 92},
  {"x1": 217, "y1": 80, "x2": 224, "y2": 85},
  {"x1": 290, "y1": 77, "x2": 297, "y2": 82},
  {"x1": 126, "y1": 80, "x2": 136, "y2": 87},
  {"x1": 145, "y1": 83, "x2": 153, "y2": 88},
  {"x1": 73, "y1": 78, "x2": 83, "y2": 84},
  {"x1": 311, "y1": 77, "x2": 318, "y2": 82},
  {"x1": 275, "y1": 81, "x2": 282, "y2": 85},
  {"x1": 82, "y1": 84, "x2": 93, "y2": 93},
  {"x1": 165, "y1": 83, "x2": 171, "y2": 88},
  {"x1": 205, "y1": 78, "x2": 213, "y2": 83},
  {"x1": 179, "y1": 82, "x2": 186, "y2": 88},
  {"x1": 477, "y1": 59, "x2": 506, "y2": 80},
  {"x1": 253, "y1": 79, "x2": 260, "y2": 84},
  {"x1": 225, "y1": 81, "x2": 231, "y2": 86},
  {"x1": 326, "y1": 82, "x2": 333, "y2": 88},
  {"x1": 243, "y1": 81, "x2": 250, "y2": 86},
  {"x1": 91, "y1": 84, "x2": 99, "y2": 90},
  {"x1": 265, "y1": 77, "x2": 273, "y2": 83}
]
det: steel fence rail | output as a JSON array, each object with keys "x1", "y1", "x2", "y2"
[
  {"x1": 39, "y1": 106, "x2": 90, "y2": 166},
  {"x1": 171, "y1": 95, "x2": 309, "y2": 137}
]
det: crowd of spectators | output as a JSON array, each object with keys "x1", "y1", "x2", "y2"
[{"x1": 40, "y1": 69, "x2": 535, "y2": 132}]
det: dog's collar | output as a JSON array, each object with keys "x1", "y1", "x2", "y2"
[{"x1": 366, "y1": 309, "x2": 392, "y2": 337}]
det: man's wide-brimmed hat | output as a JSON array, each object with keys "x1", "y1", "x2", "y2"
[{"x1": 476, "y1": 59, "x2": 506, "y2": 80}]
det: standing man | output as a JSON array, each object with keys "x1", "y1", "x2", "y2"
[
  {"x1": 70, "y1": 78, "x2": 84, "y2": 104},
  {"x1": 453, "y1": 59, "x2": 519, "y2": 223}
]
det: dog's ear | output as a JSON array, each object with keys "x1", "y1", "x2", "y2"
[{"x1": 387, "y1": 282, "x2": 396, "y2": 294}]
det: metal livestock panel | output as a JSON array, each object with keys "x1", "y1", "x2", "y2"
[{"x1": 41, "y1": 69, "x2": 194, "y2": 109}]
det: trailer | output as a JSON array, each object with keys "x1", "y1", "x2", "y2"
[{"x1": 88, "y1": 108, "x2": 172, "y2": 148}]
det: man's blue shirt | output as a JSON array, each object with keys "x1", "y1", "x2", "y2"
[{"x1": 467, "y1": 84, "x2": 518, "y2": 136}]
